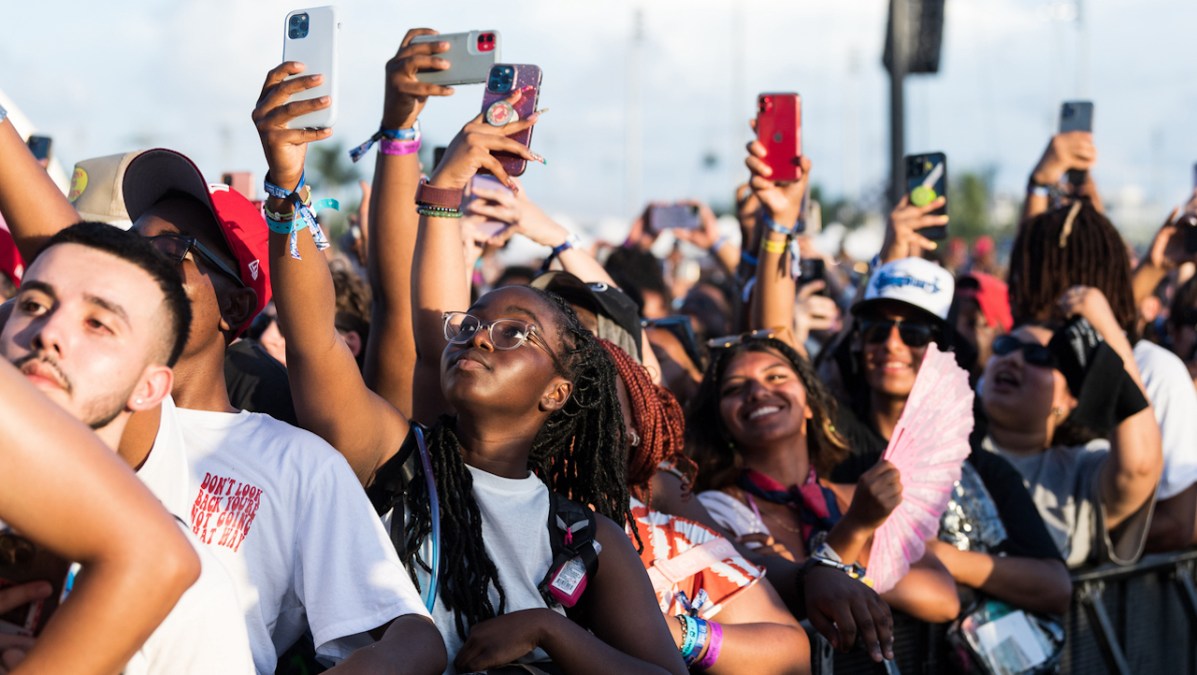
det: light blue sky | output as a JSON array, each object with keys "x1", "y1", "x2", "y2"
[{"x1": 4, "y1": 0, "x2": 1193, "y2": 238}]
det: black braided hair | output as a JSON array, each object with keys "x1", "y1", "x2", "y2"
[
  {"x1": 685, "y1": 337, "x2": 849, "y2": 493},
  {"x1": 1009, "y1": 202, "x2": 1138, "y2": 340},
  {"x1": 401, "y1": 288, "x2": 631, "y2": 639}
]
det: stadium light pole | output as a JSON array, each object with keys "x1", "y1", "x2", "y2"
[{"x1": 888, "y1": 0, "x2": 909, "y2": 207}]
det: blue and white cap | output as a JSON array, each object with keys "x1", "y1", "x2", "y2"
[{"x1": 853, "y1": 257, "x2": 955, "y2": 323}]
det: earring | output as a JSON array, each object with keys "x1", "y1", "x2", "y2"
[
  {"x1": 1051, "y1": 406, "x2": 1066, "y2": 419},
  {"x1": 628, "y1": 430, "x2": 641, "y2": 448},
  {"x1": 135, "y1": 398, "x2": 144, "y2": 406}
]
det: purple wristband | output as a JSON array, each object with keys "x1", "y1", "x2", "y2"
[
  {"x1": 696, "y1": 621, "x2": 723, "y2": 670},
  {"x1": 380, "y1": 138, "x2": 421, "y2": 156}
]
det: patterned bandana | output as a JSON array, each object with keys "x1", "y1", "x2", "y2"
[{"x1": 737, "y1": 467, "x2": 842, "y2": 553}]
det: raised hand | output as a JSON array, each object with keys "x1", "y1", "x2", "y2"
[
  {"x1": 1031, "y1": 131, "x2": 1097, "y2": 187},
  {"x1": 381, "y1": 28, "x2": 456, "y2": 130},
  {"x1": 880, "y1": 195, "x2": 948, "y2": 262},
  {"x1": 428, "y1": 89, "x2": 543, "y2": 192},
  {"x1": 252, "y1": 62, "x2": 333, "y2": 190}
]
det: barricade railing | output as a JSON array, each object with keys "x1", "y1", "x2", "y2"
[{"x1": 808, "y1": 549, "x2": 1197, "y2": 675}]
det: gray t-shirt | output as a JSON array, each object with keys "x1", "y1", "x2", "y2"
[{"x1": 982, "y1": 436, "x2": 1153, "y2": 568}]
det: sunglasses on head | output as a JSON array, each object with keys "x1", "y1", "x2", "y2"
[
  {"x1": 992, "y1": 334, "x2": 1056, "y2": 368},
  {"x1": 706, "y1": 326, "x2": 791, "y2": 350},
  {"x1": 858, "y1": 319, "x2": 936, "y2": 348},
  {"x1": 147, "y1": 233, "x2": 246, "y2": 289}
]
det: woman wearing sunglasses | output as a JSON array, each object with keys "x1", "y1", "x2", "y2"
[{"x1": 979, "y1": 286, "x2": 1162, "y2": 568}]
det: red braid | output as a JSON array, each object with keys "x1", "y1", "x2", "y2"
[{"x1": 600, "y1": 339, "x2": 696, "y2": 502}]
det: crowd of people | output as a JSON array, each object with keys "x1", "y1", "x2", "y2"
[{"x1": 1, "y1": 25, "x2": 1196, "y2": 675}]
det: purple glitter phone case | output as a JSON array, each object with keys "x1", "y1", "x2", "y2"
[{"x1": 480, "y1": 64, "x2": 542, "y2": 177}]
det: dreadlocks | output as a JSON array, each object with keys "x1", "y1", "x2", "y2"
[
  {"x1": 401, "y1": 288, "x2": 631, "y2": 639},
  {"x1": 1009, "y1": 201, "x2": 1138, "y2": 339},
  {"x1": 600, "y1": 339, "x2": 696, "y2": 505},
  {"x1": 686, "y1": 338, "x2": 849, "y2": 493}
]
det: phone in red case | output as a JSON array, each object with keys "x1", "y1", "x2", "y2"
[
  {"x1": 756, "y1": 93, "x2": 802, "y2": 183},
  {"x1": 480, "y1": 64, "x2": 542, "y2": 177}
]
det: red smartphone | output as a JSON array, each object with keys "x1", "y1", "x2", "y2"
[
  {"x1": 756, "y1": 93, "x2": 802, "y2": 183},
  {"x1": 480, "y1": 64, "x2": 542, "y2": 177}
]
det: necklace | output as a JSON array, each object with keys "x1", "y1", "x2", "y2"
[{"x1": 739, "y1": 489, "x2": 804, "y2": 535}]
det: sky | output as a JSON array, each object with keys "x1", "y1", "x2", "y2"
[{"x1": 3, "y1": 0, "x2": 1194, "y2": 241}]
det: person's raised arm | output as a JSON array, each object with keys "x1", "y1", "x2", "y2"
[
  {"x1": 1134, "y1": 201, "x2": 1197, "y2": 306},
  {"x1": 0, "y1": 361, "x2": 198, "y2": 674},
  {"x1": 253, "y1": 61, "x2": 408, "y2": 485},
  {"x1": 1058, "y1": 286, "x2": 1162, "y2": 528},
  {"x1": 878, "y1": 196, "x2": 946, "y2": 264},
  {"x1": 0, "y1": 114, "x2": 78, "y2": 261},
  {"x1": 742, "y1": 134, "x2": 808, "y2": 349},
  {"x1": 465, "y1": 178, "x2": 664, "y2": 380},
  {"x1": 411, "y1": 91, "x2": 542, "y2": 423},
  {"x1": 1023, "y1": 131, "x2": 1100, "y2": 224},
  {"x1": 365, "y1": 29, "x2": 454, "y2": 418}
]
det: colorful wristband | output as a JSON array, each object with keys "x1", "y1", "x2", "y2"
[
  {"x1": 349, "y1": 121, "x2": 421, "y2": 162},
  {"x1": 761, "y1": 211, "x2": 797, "y2": 236},
  {"x1": 380, "y1": 137, "x2": 422, "y2": 156},
  {"x1": 762, "y1": 237, "x2": 788, "y2": 255},
  {"x1": 695, "y1": 621, "x2": 723, "y2": 670},
  {"x1": 263, "y1": 173, "x2": 334, "y2": 260}
]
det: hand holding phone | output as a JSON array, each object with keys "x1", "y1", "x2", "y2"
[
  {"x1": 904, "y1": 152, "x2": 948, "y2": 241},
  {"x1": 412, "y1": 31, "x2": 501, "y2": 86},
  {"x1": 281, "y1": 6, "x2": 340, "y2": 130},
  {"x1": 648, "y1": 204, "x2": 701, "y2": 233},
  {"x1": 479, "y1": 64, "x2": 543, "y2": 177},
  {"x1": 1058, "y1": 101, "x2": 1094, "y2": 188}
]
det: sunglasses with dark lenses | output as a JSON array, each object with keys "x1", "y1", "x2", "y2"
[
  {"x1": 991, "y1": 334, "x2": 1056, "y2": 368},
  {"x1": 147, "y1": 234, "x2": 246, "y2": 289},
  {"x1": 706, "y1": 326, "x2": 791, "y2": 350},
  {"x1": 858, "y1": 319, "x2": 936, "y2": 348}
]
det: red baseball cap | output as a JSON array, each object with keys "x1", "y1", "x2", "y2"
[
  {"x1": 959, "y1": 271, "x2": 1012, "y2": 333},
  {"x1": 0, "y1": 216, "x2": 25, "y2": 285},
  {"x1": 121, "y1": 149, "x2": 270, "y2": 334}
]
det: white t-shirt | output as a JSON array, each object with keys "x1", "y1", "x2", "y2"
[
  {"x1": 696, "y1": 490, "x2": 772, "y2": 541},
  {"x1": 430, "y1": 465, "x2": 564, "y2": 673},
  {"x1": 153, "y1": 397, "x2": 429, "y2": 674},
  {"x1": 131, "y1": 396, "x2": 254, "y2": 674},
  {"x1": 1134, "y1": 341, "x2": 1197, "y2": 500}
]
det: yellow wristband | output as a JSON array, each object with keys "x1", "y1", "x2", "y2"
[{"x1": 762, "y1": 238, "x2": 787, "y2": 255}]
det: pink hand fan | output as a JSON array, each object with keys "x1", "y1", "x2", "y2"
[{"x1": 867, "y1": 343, "x2": 973, "y2": 593}]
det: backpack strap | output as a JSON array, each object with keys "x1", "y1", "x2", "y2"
[
  {"x1": 539, "y1": 492, "x2": 600, "y2": 609},
  {"x1": 365, "y1": 424, "x2": 425, "y2": 558}
]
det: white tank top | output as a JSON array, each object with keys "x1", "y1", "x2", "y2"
[{"x1": 431, "y1": 464, "x2": 565, "y2": 673}]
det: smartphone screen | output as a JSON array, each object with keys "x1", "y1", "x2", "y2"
[
  {"x1": 480, "y1": 64, "x2": 542, "y2": 177},
  {"x1": 26, "y1": 135, "x2": 52, "y2": 162},
  {"x1": 649, "y1": 204, "x2": 700, "y2": 233},
  {"x1": 905, "y1": 152, "x2": 948, "y2": 241},
  {"x1": 467, "y1": 175, "x2": 513, "y2": 238},
  {"x1": 756, "y1": 93, "x2": 802, "y2": 183}
]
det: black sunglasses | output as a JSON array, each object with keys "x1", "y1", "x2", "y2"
[
  {"x1": 147, "y1": 233, "x2": 246, "y2": 289},
  {"x1": 858, "y1": 319, "x2": 936, "y2": 348},
  {"x1": 992, "y1": 334, "x2": 1056, "y2": 368}
]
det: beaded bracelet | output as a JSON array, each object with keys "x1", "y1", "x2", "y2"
[{"x1": 416, "y1": 205, "x2": 463, "y2": 219}]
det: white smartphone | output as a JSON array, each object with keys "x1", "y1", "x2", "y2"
[
  {"x1": 282, "y1": 6, "x2": 340, "y2": 130},
  {"x1": 411, "y1": 30, "x2": 501, "y2": 86}
]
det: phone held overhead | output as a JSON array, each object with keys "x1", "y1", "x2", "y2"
[
  {"x1": 905, "y1": 152, "x2": 948, "y2": 241},
  {"x1": 282, "y1": 6, "x2": 340, "y2": 130},
  {"x1": 480, "y1": 64, "x2": 542, "y2": 178},
  {"x1": 756, "y1": 92, "x2": 802, "y2": 183},
  {"x1": 411, "y1": 31, "x2": 502, "y2": 86},
  {"x1": 1058, "y1": 100, "x2": 1093, "y2": 188}
]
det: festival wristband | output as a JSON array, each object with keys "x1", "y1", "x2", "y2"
[
  {"x1": 349, "y1": 121, "x2": 420, "y2": 162},
  {"x1": 761, "y1": 211, "x2": 797, "y2": 236},
  {"x1": 710, "y1": 236, "x2": 730, "y2": 255},
  {"x1": 263, "y1": 173, "x2": 335, "y2": 260},
  {"x1": 677, "y1": 615, "x2": 699, "y2": 662},
  {"x1": 540, "y1": 234, "x2": 580, "y2": 272},
  {"x1": 380, "y1": 137, "x2": 422, "y2": 156},
  {"x1": 762, "y1": 237, "x2": 788, "y2": 255},
  {"x1": 695, "y1": 621, "x2": 723, "y2": 670}
]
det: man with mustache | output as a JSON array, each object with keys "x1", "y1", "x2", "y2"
[{"x1": 0, "y1": 220, "x2": 254, "y2": 672}]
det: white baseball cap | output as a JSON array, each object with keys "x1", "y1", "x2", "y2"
[{"x1": 852, "y1": 257, "x2": 955, "y2": 323}]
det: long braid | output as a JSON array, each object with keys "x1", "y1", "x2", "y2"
[
  {"x1": 402, "y1": 288, "x2": 631, "y2": 639},
  {"x1": 1009, "y1": 202, "x2": 1138, "y2": 338},
  {"x1": 600, "y1": 339, "x2": 695, "y2": 505},
  {"x1": 686, "y1": 338, "x2": 849, "y2": 493}
]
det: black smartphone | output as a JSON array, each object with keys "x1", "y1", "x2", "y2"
[
  {"x1": 432, "y1": 145, "x2": 448, "y2": 172},
  {"x1": 1182, "y1": 214, "x2": 1197, "y2": 255},
  {"x1": 799, "y1": 258, "x2": 828, "y2": 296},
  {"x1": 26, "y1": 135, "x2": 52, "y2": 163},
  {"x1": 1059, "y1": 101, "x2": 1093, "y2": 188},
  {"x1": 905, "y1": 152, "x2": 948, "y2": 241}
]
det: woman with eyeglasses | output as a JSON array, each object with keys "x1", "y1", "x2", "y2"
[
  {"x1": 253, "y1": 33, "x2": 687, "y2": 675},
  {"x1": 979, "y1": 286, "x2": 1162, "y2": 568}
]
